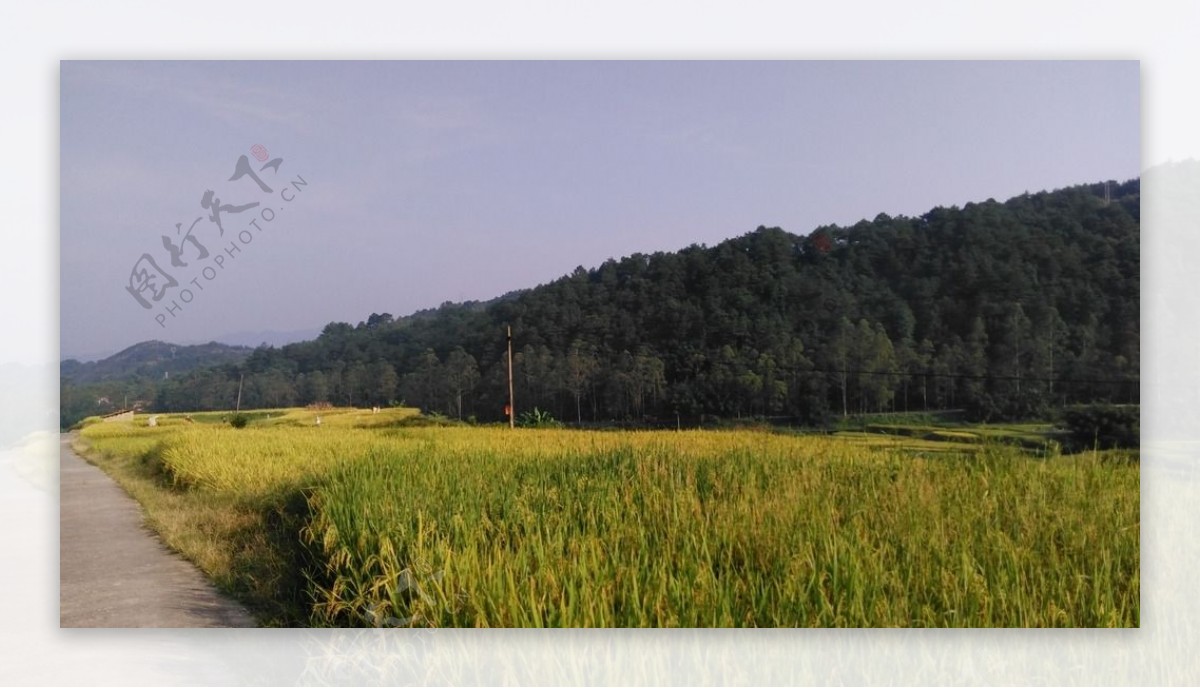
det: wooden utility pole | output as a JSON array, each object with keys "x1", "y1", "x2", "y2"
[
  {"x1": 235, "y1": 373, "x2": 244, "y2": 413},
  {"x1": 507, "y1": 325, "x2": 515, "y2": 429}
]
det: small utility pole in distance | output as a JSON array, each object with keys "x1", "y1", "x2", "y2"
[
  {"x1": 236, "y1": 373, "x2": 244, "y2": 414},
  {"x1": 507, "y1": 325, "x2": 515, "y2": 429}
]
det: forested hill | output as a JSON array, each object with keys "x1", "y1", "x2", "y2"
[
  {"x1": 61, "y1": 340, "x2": 252, "y2": 385},
  {"x1": 65, "y1": 178, "x2": 1139, "y2": 427}
]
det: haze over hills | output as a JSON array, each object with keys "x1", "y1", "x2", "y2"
[{"x1": 60, "y1": 178, "x2": 1139, "y2": 428}]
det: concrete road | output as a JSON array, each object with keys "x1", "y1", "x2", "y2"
[{"x1": 59, "y1": 434, "x2": 257, "y2": 627}]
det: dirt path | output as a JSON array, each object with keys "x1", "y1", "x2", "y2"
[{"x1": 59, "y1": 434, "x2": 256, "y2": 627}]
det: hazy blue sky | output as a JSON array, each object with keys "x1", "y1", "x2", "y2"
[{"x1": 60, "y1": 61, "x2": 1139, "y2": 360}]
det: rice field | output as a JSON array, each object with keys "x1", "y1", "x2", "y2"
[{"x1": 76, "y1": 407, "x2": 1139, "y2": 627}]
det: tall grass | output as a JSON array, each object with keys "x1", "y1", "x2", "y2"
[{"x1": 77, "y1": 412, "x2": 1139, "y2": 627}]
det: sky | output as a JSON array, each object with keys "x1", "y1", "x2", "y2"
[{"x1": 60, "y1": 60, "x2": 1140, "y2": 360}]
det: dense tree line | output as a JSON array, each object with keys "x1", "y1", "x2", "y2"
[{"x1": 62, "y1": 179, "x2": 1139, "y2": 427}]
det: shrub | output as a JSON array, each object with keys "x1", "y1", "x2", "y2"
[
  {"x1": 229, "y1": 413, "x2": 250, "y2": 429},
  {"x1": 518, "y1": 407, "x2": 562, "y2": 428},
  {"x1": 1060, "y1": 404, "x2": 1139, "y2": 451}
]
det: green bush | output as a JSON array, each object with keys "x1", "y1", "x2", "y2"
[
  {"x1": 1060, "y1": 404, "x2": 1139, "y2": 451},
  {"x1": 518, "y1": 407, "x2": 562, "y2": 428},
  {"x1": 229, "y1": 413, "x2": 249, "y2": 429}
]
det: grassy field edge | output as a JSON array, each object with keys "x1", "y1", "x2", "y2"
[{"x1": 69, "y1": 431, "x2": 316, "y2": 627}]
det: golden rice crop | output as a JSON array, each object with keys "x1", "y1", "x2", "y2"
[{"x1": 78, "y1": 411, "x2": 1139, "y2": 627}]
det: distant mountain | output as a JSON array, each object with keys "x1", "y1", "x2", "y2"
[
  {"x1": 60, "y1": 340, "x2": 253, "y2": 386},
  {"x1": 60, "y1": 329, "x2": 323, "y2": 362},
  {"x1": 59, "y1": 347, "x2": 121, "y2": 364}
]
